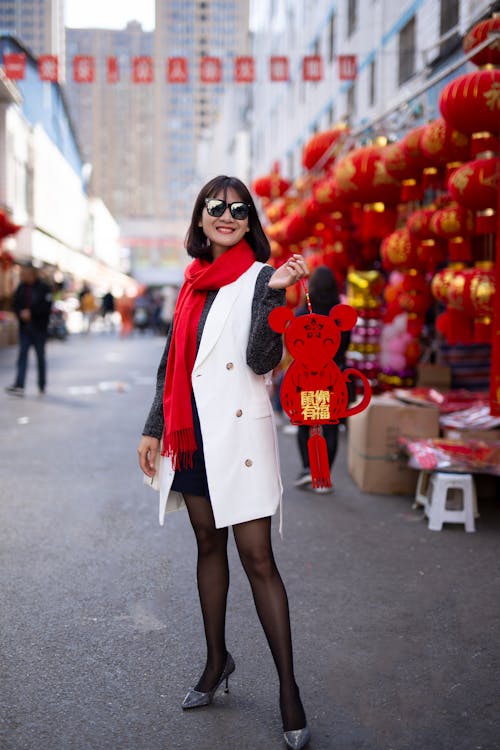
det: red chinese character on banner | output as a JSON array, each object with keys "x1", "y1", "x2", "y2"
[
  {"x1": 132, "y1": 56, "x2": 154, "y2": 83},
  {"x1": 3, "y1": 53, "x2": 26, "y2": 80},
  {"x1": 73, "y1": 55, "x2": 95, "y2": 83},
  {"x1": 303, "y1": 55, "x2": 323, "y2": 81},
  {"x1": 200, "y1": 57, "x2": 222, "y2": 83},
  {"x1": 270, "y1": 56, "x2": 289, "y2": 82},
  {"x1": 38, "y1": 55, "x2": 58, "y2": 82},
  {"x1": 107, "y1": 56, "x2": 119, "y2": 84},
  {"x1": 338, "y1": 55, "x2": 357, "y2": 81},
  {"x1": 234, "y1": 56, "x2": 255, "y2": 83},
  {"x1": 167, "y1": 57, "x2": 188, "y2": 83}
]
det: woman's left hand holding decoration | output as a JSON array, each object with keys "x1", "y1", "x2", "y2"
[{"x1": 268, "y1": 254, "x2": 309, "y2": 290}]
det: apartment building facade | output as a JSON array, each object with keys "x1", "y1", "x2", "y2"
[
  {"x1": 249, "y1": 0, "x2": 499, "y2": 183},
  {"x1": 0, "y1": 0, "x2": 64, "y2": 65}
]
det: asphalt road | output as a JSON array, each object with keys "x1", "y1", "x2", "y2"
[{"x1": 1, "y1": 331, "x2": 499, "y2": 750}]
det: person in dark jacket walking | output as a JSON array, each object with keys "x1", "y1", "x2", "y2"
[{"x1": 6, "y1": 262, "x2": 52, "y2": 396}]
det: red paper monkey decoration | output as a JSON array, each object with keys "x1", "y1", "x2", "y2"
[{"x1": 268, "y1": 302, "x2": 372, "y2": 488}]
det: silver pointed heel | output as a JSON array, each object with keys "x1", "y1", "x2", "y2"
[
  {"x1": 181, "y1": 653, "x2": 235, "y2": 710},
  {"x1": 283, "y1": 725, "x2": 311, "y2": 750}
]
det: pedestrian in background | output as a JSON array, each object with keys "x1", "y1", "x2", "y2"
[
  {"x1": 117, "y1": 294, "x2": 135, "y2": 337},
  {"x1": 294, "y1": 265, "x2": 351, "y2": 492},
  {"x1": 79, "y1": 284, "x2": 97, "y2": 334},
  {"x1": 138, "y1": 175, "x2": 311, "y2": 750},
  {"x1": 6, "y1": 262, "x2": 52, "y2": 396},
  {"x1": 100, "y1": 290, "x2": 115, "y2": 332}
]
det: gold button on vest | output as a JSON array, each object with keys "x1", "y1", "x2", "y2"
[
  {"x1": 226, "y1": 362, "x2": 234, "y2": 370},
  {"x1": 244, "y1": 459, "x2": 253, "y2": 467},
  {"x1": 236, "y1": 409, "x2": 243, "y2": 417}
]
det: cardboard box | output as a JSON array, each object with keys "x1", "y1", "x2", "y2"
[
  {"x1": 348, "y1": 395, "x2": 440, "y2": 495},
  {"x1": 416, "y1": 363, "x2": 451, "y2": 390}
]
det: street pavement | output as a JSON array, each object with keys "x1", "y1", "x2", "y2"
[{"x1": 1, "y1": 331, "x2": 499, "y2": 750}]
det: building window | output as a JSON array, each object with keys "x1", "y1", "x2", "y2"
[
  {"x1": 398, "y1": 16, "x2": 416, "y2": 85},
  {"x1": 369, "y1": 59, "x2": 376, "y2": 106},
  {"x1": 347, "y1": 0, "x2": 357, "y2": 37},
  {"x1": 328, "y1": 13, "x2": 335, "y2": 62},
  {"x1": 439, "y1": 0, "x2": 459, "y2": 57}
]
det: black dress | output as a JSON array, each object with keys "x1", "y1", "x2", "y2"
[{"x1": 170, "y1": 394, "x2": 211, "y2": 499}]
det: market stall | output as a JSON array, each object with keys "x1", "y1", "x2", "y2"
[{"x1": 252, "y1": 15, "x2": 500, "y2": 517}]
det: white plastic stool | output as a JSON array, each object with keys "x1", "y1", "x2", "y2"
[
  {"x1": 423, "y1": 472, "x2": 477, "y2": 532},
  {"x1": 414, "y1": 471, "x2": 431, "y2": 509}
]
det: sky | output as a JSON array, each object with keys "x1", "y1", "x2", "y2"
[{"x1": 65, "y1": 0, "x2": 155, "y2": 31}]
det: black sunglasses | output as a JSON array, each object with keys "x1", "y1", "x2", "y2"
[{"x1": 205, "y1": 198, "x2": 250, "y2": 220}]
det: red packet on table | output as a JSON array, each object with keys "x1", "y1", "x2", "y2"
[{"x1": 269, "y1": 303, "x2": 372, "y2": 488}]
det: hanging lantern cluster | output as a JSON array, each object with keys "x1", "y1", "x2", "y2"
[{"x1": 250, "y1": 13, "x2": 499, "y2": 407}]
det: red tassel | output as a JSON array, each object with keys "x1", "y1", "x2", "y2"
[{"x1": 307, "y1": 426, "x2": 332, "y2": 488}]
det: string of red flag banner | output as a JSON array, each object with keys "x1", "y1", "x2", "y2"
[{"x1": 2, "y1": 52, "x2": 358, "y2": 84}]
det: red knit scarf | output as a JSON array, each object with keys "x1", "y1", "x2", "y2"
[{"x1": 162, "y1": 239, "x2": 255, "y2": 470}]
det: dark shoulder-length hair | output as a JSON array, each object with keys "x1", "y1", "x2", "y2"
[
  {"x1": 308, "y1": 265, "x2": 341, "y2": 315},
  {"x1": 185, "y1": 175, "x2": 271, "y2": 262}
]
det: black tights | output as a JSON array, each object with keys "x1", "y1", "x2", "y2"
[{"x1": 184, "y1": 494, "x2": 306, "y2": 732}]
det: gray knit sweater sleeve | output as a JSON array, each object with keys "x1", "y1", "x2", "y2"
[
  {"x1": 142, "y1": 324, "x2": 172, "y2": 439},
  {"x1": 246, "y1": 264, "x2": 286, "y2": 375},
  {"x1": 142, "y1": 264, "x2": 285, "y2": 437}
]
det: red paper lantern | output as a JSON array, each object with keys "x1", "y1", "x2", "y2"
[
  {"x1": 383, "y1": 140, "x2": 425, "y2": 181},
  {"x1": 312, "y1": 177, "x2": 351, "y2": 213},
  {"x1": 439, "y1": 69, "x2": 500, "y2": 136},
  {"x1": 302, "y1": 197, "x2": 325, "y2": 224},
  {"x1": 463, "y1": 17, "x2": 500, "y2": 67},
  {"x1": 382, "y1": 139, "x2": 425, "y2": 201},
  {"x1": 447, "y1": 157, "x2": 498, "y2": 210},
  {"x1": 380, "y1": 228, "x2": 418, "y2": 271},
  {"x1": 398, "y1": 274, "x2": 433, "y2": 315},
  {"x1": 401, "y1": 125, "x2": 427, "y2": 161},
  {"x1": 264, "y1": 196, "x2": 297, "y2": 223},
  {"x1": 463, "y1": 265, "x2": 495, "y2": 319},
  {"x1": 360, "y1": 203, "x2": 398, "y2": 240},
  {"x1": 334, "y1": 145, "x2": 402, "y2": 205},
  {"x1": 429, "y1": 203, "x2": 475, "y2": 239},
  {"x1": 431, "y1": 266, "x2": 460, "y2": 305},
  {"x1": 464, "y1": 264, "x2": 495, "y2": 344},
  {"x1": 419, "y1": 118, "x2": 470, "y2": 168},
  {"x1": 252, "y1": 169, "x2": 291, "y2": 199},
  {"x1": 278, "y1": 209, "x2": 312, "y2": 244},
  {"x1": 407, "y1": 207, "x2": 436, "y2": 239},
  {"x1": 302, "y1": 124, "x2": 348, "y2": 171}
]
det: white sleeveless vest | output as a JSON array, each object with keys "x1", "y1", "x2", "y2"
[{"x1": 158, "y1": 262, "x2": 283, "y2": 530}]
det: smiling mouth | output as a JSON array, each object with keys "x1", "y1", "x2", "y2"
[{"x1": 215, "y1": 226, "x2": 235, "y2": 233}]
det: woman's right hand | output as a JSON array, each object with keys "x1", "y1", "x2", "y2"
[{"x1": 138, "y1": 435, "x2": 160, "y2": 477}]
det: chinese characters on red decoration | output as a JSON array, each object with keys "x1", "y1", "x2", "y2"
[{"x1": 1, "y1": 52, "x2": 358, "y2": 84}]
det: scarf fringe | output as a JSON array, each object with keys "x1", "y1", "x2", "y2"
[{"x1": 162, "y1": 427, "x2": 197, "y2": 470}]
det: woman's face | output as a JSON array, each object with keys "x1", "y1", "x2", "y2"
[{"x1": 199, "y1": 186, "x2": 250, "y2": 258}]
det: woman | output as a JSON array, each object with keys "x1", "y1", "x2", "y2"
[
  {"x1": 137, "y1": 176, "x2": 311, "y2": 750},
  {"x1": 293, "y1": 265, "x2": 351, "y2": 492}
]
